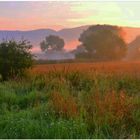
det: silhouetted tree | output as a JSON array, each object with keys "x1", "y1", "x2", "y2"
[
  {"x1": 78, "y1": 24, "x2": 127, "y2": 61},
  {"x1": 0, "y1": 39, "x2": 33, "y2": 81},
  {"x1": 40, "y1": 35, "x2": 65, "y2": 52}
]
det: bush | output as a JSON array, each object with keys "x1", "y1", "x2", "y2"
[{"x1": 0, "y1": 40, "x2": 33, "y2": 81}]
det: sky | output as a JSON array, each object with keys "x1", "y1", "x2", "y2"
[{"x1": 0, "y1": 1, "x2": 140, "y2": 30}]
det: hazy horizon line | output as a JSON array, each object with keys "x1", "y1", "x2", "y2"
[{"x1": 0, "y1": 24, "x2": 140, "y2": 32}]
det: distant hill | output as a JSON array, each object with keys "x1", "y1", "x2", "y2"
[
  {"x1": 126, "y1": 36, "x2": 140, "y2": 60},
  {"x1": 0, "y1": 25, "x2": 89, "y2": 52},
  {"x1": 0, "y1": 25, "x2": 140, "y2": 60}
]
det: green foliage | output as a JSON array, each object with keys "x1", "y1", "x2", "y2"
[
  {"x1": 0, "y1": 40, "x2": 33, "y2": 81},
  {"x1": 0, "y1": 70, "x2": 140, "y2": 138},
  {"x1": 40, "y1": 35, "x2": 65, "y2": 52},
  {"x1": 78, "y1": 25, "x2": 127, "y2": 60}
]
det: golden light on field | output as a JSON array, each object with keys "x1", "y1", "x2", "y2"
[{"x1": 32, "y1": 61, "x2": 140, "y2": 75}]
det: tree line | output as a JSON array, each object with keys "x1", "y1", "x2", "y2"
[
  {"x1": 0, "y1": 24, "x2": 137, "y2": 81},
  {"x1": 40, "y1": 24, "x2": 127, "y2": 61}
]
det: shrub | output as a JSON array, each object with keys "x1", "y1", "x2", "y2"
[{"x1": 0, "y1": 40, "x2": 33, "y2": 81}]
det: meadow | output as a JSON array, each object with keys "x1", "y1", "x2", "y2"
[{"x1": 0, "y1": 61, "x2": 140, "y2": 139}]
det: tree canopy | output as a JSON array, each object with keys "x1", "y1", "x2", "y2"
[
  {"x1": 0, "y1": 39, "x2": 33, "y2": 81},
  {"x1": 78, "y1": 25, "x2": 127, "y2": 61},
  {"x1": 40, "y1": 35, "x2": 65, "y2": 52}
]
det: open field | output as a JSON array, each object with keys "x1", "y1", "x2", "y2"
[
  {"x1": 33, "y1": 61, "x2": 140, "y2": 74},
  {"x1": 0, "y1": 61, "x2": 140, "y2": 138}
]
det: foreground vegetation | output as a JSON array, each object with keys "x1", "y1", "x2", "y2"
[{"x1": 0, "y1": 61, "x2": 140, "y2": 139}]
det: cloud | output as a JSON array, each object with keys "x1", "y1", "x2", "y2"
[{"x1": 0, "y1": 1, "x2": 139, "y2": 30}]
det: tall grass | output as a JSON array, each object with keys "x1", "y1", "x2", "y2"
[{"x1": 0, "y1": 62, "x2": 140, "y2": 138}]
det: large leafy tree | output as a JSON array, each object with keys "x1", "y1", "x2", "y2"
[
  {"x1": 78, "y1": 25, "x2": 127, "y2": 60},
  {"x1": 40, "y1": 35, "x2": 65, "y2": 52},
  {"x1": 0, "y1": 39, "x2": 33, "y2": 81}
]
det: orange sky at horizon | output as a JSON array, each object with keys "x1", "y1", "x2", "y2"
[
  {"x1": 31, "y1": 29, "x2": 140, "y2": 53},
  {"x1": 31, "y1": 40, "x2": 80, "y2": 53}
]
